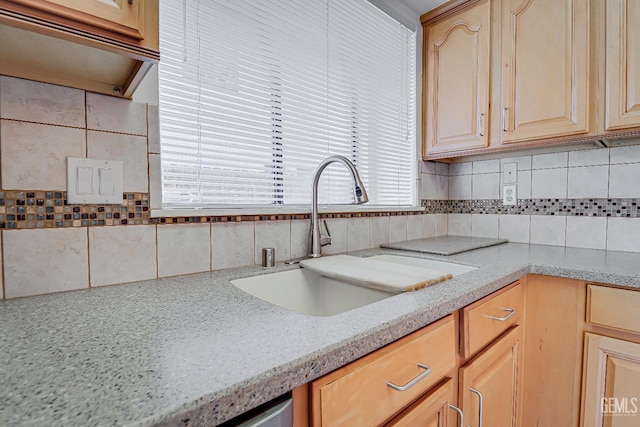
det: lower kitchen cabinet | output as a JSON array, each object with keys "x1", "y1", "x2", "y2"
[
  {"x1": 582, "y1": 334, "x2": 640, "y2": 427},
  {"x1": 309, "y1": 315, "x2": 456, "y2": 426},
  {"x1": 386, "y1": 378, "x2": 458, "y2": 427},
  {"x1": 581, "y1": 284, "x2": 640, "y2": 427},
  {"x1": 459, "y1": 326, "x2": 522, "y2": 427}
]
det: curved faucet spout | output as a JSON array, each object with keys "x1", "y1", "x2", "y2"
[{"x1": 310, "y1": 156, "x2": 369, "y2": 258}]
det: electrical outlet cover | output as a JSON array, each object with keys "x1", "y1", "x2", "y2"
[
  {"x1": 503, "y1": 162, "x2": 518, "y2": 184},
  {"x1": 503, "y1": 185, "x2": 517, "y2": 206}
]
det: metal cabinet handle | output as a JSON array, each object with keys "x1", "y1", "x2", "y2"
[
  {"x1": 469, "y1": 387, "x2": 484, "y2": 427},
  {"x1": 478, "y1": 113, "x2": 485, "y2": 137},
  {"x1": 484, "y1": 307, "x2": 515, "y2": 321},
  {"x1": 448, "y1": 404, "x2": 464, "y2": 427},
  {"x1": 386, "y1": 363, "x2": 431, "y2": 391},
  {"x1": 502, "y1": 107, "x2": 509, "y2": 132}
]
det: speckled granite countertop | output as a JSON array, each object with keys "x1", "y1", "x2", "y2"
[{"x1": 1, "y1": 243, "x2": 640, "y2": 426}]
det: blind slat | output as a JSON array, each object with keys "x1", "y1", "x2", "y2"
[{"x1": 158, "y1": 0, "x2": 416, "y2": 207}]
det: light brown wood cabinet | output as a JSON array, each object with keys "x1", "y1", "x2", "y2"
[
  {"x1": 581, "y1": 285, "x2": 640, "y2": 427},
  {"x1": 309, "y1": 315, "x2": 456, "y2": 426},
  {"x1": 500, "y1": 0, "x2": 589, "y2": 144},
  {"x1": 385, "y1": 378, "x2": 457, "y2": 427},
  {"x1": 605, "y1": 0, "x2": 640, "y2": 130},
  {"x1": 422, "y1": 0, "x2": 640, "y2": 160},
  {"x1": 423, "y1": 0, "x2": 491, "y2": 155},
  {"x1": 459, "y1": 326, "x2": 522, "y2": 427},
  {"x1": 0, "y1": 0, "x2": 158, "y2": 97}
]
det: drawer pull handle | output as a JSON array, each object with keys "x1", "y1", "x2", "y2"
[
  {"x1": 470, "y1": 387, "x2": 484, "y2": 427},
  {"x1": 485, "y1": 307, "x2": 515, "y2": 321},
  {"x1": 448, "y1": 404, "x2": 464, "y2": 427},
  {"x1": 386, "y1": 363, "x2": 431, "y2": 391}
]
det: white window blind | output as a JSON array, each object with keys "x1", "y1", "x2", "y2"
[{"x1": 158, "y1": 0, "x2": 416, "y2": 208}]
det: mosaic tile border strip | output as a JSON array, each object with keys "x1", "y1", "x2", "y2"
[
  {"x1": 150, "y1": 210, "x2": 426, "y2": 225},
  {"x1": 423, "y1": 198, "x2": 640, "y2": 217},
  {"x1": 0, "y1": 190, "x2": 426, "y2": 229},
  {"x1": 0, "y1": 191, "x2": 150, "y2": 229}
]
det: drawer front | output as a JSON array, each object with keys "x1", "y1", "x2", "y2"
[
  {"x1": 313, "y1": 316, "x2": 456, "y2": 427},
  {"x1": 462, "y1": 281, "x2": 523, "y2": 359},
  {"x1": 587, "y1": 285, "x2": 640, "y2": 334}
]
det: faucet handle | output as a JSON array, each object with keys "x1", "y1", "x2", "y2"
[{"x1": 320, "y1": 220, "x2": 332, "y2": 247}]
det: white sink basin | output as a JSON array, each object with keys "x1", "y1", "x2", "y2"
[
  {"x1": 231, "y1": 255, "x2": 477, "y2": 317},
  {"x1": 231, "y1": 268, "x2": 393, "y2": 317},
  {"x1": 365, "y1": 255, "x2": 477, "y2": 277}
]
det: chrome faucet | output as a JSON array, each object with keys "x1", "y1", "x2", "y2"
[{"x1": 310, "y1": 156, "x2": 369, "y2": 258}]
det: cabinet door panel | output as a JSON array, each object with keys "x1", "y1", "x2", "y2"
[
  {"x1": 10, "y1": 0, "x2": 143, "y2": 39},
  {"x1": 424, "y1": 0, "x2": 490, "y2": 155},
  {"x1": 501, "y1": 0, "x2": 588, "y2": 143},
  {"x1": 582, "y1": 334, "x2": 640, "y2": 427},
  {"x1": 606, "y1": 0, "x2": 640, "y2": 130},
  {"x1": 386, "y1": 379, "x2": 456, "y2": 427},
  {"x1": 459, "y1": 327, "x2": 521, "y2": 427}
]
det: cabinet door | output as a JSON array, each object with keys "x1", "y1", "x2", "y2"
[
  {"x1": 582, "y1": 334, "x2": 640, "y2": 427},
  {"x1": 423, "y1": 0, "x2": 490, "y2": 155},
  {"x1": 459, "y1": 327, "x2": 521, "y2": 427},
  {"x1": 606, "y1": 0, "x2": 640, "y2": 130},
  {"x1": 9, "y1": 0, "x2": 144, "y2": 40},
  {"x1": 386, "y1": 379, "x2": 458, "y2": 427},
  {"x1": 500, "y1": 0, "x2": 589, "y2": 143}
]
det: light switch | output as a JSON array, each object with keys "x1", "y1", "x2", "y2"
[
  {"x1": 76, "y1": 166, "x2": 94, "y2": 195},
  {"x1": 99, "y1": 168, "x2": 114, "y2": 195},
  {"x1": 67, "y1": 157, "x2": 123, "y2": 204}
]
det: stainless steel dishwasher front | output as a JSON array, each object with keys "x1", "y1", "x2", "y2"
[{"x1": 223, "y1": 395, "x2": 293, "y2": 427}]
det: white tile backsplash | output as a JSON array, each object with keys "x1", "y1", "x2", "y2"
[
  {"x1": 255, "y1": 220, "x2": 291, "y2": 263},
  {"x1": 472, "y1": 173, "x2": 500, "y2": 199},
  {"x1": 0, "y1": 76, "x2": 85, "y2": 127},
  {"x1": 406, "y1": 215, "x2": 423, "y2": 240},
  {"x1": 370, "y1": 216, "x2": 390, "y2": 248},
  {"x1": 530, "y1": 216, "x2": 567, "y2": 246},
  {"x1": 532, "y1": 152, "x2": 568, "y2": 169},
  {"x1": 500, "y1": 155, "x2": 532, "y2": 171},
  {"x1": 422, "y1": 215, "x2": 436, "y2": 238},
  {"x1": 3, "y1": 228, "x2": 88, "y2": 298},
  {"x1": 211, "y1": 222, "x2": 255, "y2": 269},
  {"x1": 290, "y1": 220, "x2": 310, "y2": 259},
  {"x1": 448, "y1": 214, "x2": 471, "y2": 236},
  {"x1": 449, "y1": 161, "x2": 472, "y2": 176},
  {"x1": 449, "y1": 174, "x2": 472, "y2": 200},
  {"x1": 607, "y1": 218, "x2": 640, "y2": 252},
  {"x1": 323, "y1": 218, "x2": 348, "y2": 255},
  {"x1": 1, "y1": 120, "x2": 85, "y2": 190},
  {"x1": 87, "y1": 130, "x2": 149, "y2": 193},
  {"x1": 89, "y1": 225, "x2": 157, "y2": 287},
  {"x1": 473, "y1": 159, "x2": 500, "y2": 174},
  {"x1": 609, "y1": 164, "x2": 640, "y2": 198},
  {"x1": 610, "y1": 144, "x2": 640, "y2": 164},
  {"x1": 566, "y1": 216, "x2": 607, "y2": 250},
  {"x1": 568, "y1": 148, "x2": 609, "y2": 167},
  {"x1": 86, "y1": 92, "x2": 147, "y2": 135},
  {"x1": 389, "y1": 215, "x2": 408, "y2": 243},
  {"x1": 348, "y1": 217, "x2": 370, "y2": 251},
  {"x1": 157, "y1": 224, "x2": 211, "y2": 278},
  {"x1": 434, "y1": 214, "x2": 448, "y2": 236},
  {"x1": 567, "y1": 165, "x2": 609, "y2": 198},
  {"x1": 471, "y1": 214, "x2": 499, "y2": 238},
  {"x1": 499, "y1": 215, "x2": 531, "y2": 243},
  {"x1": 531, "y1": 168, "x2": 568, "y2": 198}
]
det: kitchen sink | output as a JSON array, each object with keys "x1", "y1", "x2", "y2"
[
  {"x1": 230, "y1": 255, "x2": 476, "y2": 317},
  {"x1": 231, "y1": 268, "x2": 393, "y2": 317}
]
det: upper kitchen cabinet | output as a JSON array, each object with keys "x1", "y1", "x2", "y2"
[
  {"x1": 423, "y1": 0, "x2": 491, "y2": 156},
  {"x1": 605, "y1": 0, "x2": 640, "y2": 131},
  {"x1": 500, "y1": 0, "x2": 589, "y2": 144},
  {"x1": 0, "y1": 0, "x2": 159, "y2": 98}
]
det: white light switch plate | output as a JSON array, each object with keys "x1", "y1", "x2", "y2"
[
  {"x1": 503, "y1": 185, "x2": 517, "y2": 206},
  {"x1": 67, "y1": 157, "x2": 123, "y2": 204}
]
